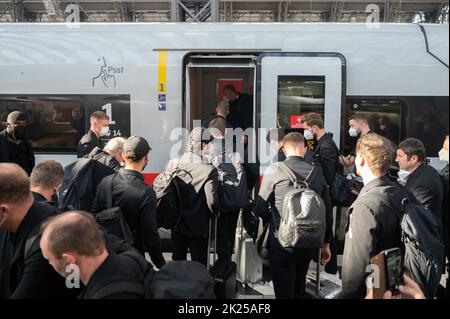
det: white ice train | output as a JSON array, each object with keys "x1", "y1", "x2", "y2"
[{"x1": 0, "y1": 22, "x2": 448, "y2": 185}]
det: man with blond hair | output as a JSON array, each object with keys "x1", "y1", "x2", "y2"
[{"x1": 341, "y1": 133, "x2": 416, "y2": 299}]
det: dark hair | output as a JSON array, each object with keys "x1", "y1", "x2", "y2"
[
  {"x1": 282, "y1": 132, "x2": 305, "y2": 148},
  {"x1": 90, "y1": 111, "x2": 109, "y2": 123},
  {"x1": 209, "y1": 118, "x2": 226, "y2": 137},
  {"x1": 42, "y1": 211, "x2": 106, "y2": 259},
  {"x1": 30, "y1": 160, "x2": 64, "y2": 189},
  {"x1": 349, "y1": 113, "x2": 369, "y2": 125},
  {"x1": 398, "y1": 138, "x2": 426, "y2": 162},
  {"x1": 0, "y1": 163, "x2": 30, "y2": 204},
  {"x1": 223, "y1": 84, "x2": 236, "y2": 92},
  {"x1": 266, "y1": 128, "x2": 285, "y2": 144},
  {"x1": 301, "y1": 113, "x2": 324, "y2": 129}
]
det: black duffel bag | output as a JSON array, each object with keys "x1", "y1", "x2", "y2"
[{"x1": 331, "y1": 173, "x2": 362, "y2": 207}]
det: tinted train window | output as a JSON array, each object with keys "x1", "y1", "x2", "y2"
[
  {"x1": 402, "y1": 96, "x2": 449, "y2": 157},
  {"x1": 277, "y1": 76, "x2": 325, "y2": 149},
  {"x1": 342, "y1": 98, "x2": 405, "y2": 155},
  {"x1": 0, "y1": 95, "x2": 131, "y2": 153},
  {"x1": 342, "y1": 97, "x2": 449, "y2": 157}
]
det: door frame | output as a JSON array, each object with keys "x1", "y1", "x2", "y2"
[{"x1": 255, "y1": 52, "x2": 347, "y2": 160}]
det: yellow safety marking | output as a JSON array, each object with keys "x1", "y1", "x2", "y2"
[{"x1": 158, "y1": 51, "x2": 167, "y2": 93}]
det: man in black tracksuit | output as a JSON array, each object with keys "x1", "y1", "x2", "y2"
[
  {"x1": 341, "y1": 133, "x2": 413, "y2": 299},
  {"x1": 167, "y1": 127, "x2": 221, "y2": 267},
  {"x1": 0, "y1": 163, "x2": 78, "y2": 299},
  {"x1": 77, "y1": 111, "x2": 110, "y2": 158},
  {"x1": 223, "y1": 84, "x2": 253, "y2": 131},
  {"x1": 255, "y1": 133, "x2": 333, "y2": 299},
  {"x1": 92, "y1": 136, "x2": 165, "y2": 269},
  {"x1": 301, "y1": 113, "x2": 340, "y2": 274},
  {"x1": 0, "y1": 111, "x2": 35, "y2": 176},
  {"x1": 40, "y1": 211, "x2": 150, "y2": 299}
]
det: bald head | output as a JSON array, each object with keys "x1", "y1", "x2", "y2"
[
  {"x1": 41, "y1": 211, "x2": 106, "y2": 260},
  {"x1": 0, "y1": 163, "x2": 30, "y2": 205}
]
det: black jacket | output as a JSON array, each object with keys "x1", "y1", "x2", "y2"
[
  {"x1": 78, "y1": 251, "x2": 149, "y2": 299},
  {"x1": 77, "y1": 130, "x2": 103, "y2": 158},
  {"x1": 227, "y1": 93, "x2": 253, "y2": 130},
  {"x1": 442, "y1": 164, "x2": 449, "y2": 181},
  {"x1": 92, "y1": 169, "x2": 165, "y2": 268},
  {"x1": 341, "y1": 177, "x2": 415, "y2": 299},
  {"x1": 405, "y1": 163, "x2": 444, "y2": 222},
  {"x1": 313, "y1": 133, "x2": 339, "y2": 186},
  {"x1": 0, "y1": 129, "x2": 35, "y2": 175},
  {"x1": 88, "y1": 146, "x2": 122, "y2": 171},
  {"x1": 255, "y1": 156, "x2": 333, "y2": 244},
  {"x1": 0, "y1": 201, "x2": 78, "y2": 299},
  {"x1": 168, "y1": 152, "x2": 220, "y2": 239}
]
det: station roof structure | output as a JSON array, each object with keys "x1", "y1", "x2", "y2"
[{"x1": 0, "y1": 0, "x2": 448, "y2": 23}]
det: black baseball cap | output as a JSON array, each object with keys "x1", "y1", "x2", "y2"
[{"x1": 122, "y1": 136, "x2": 151, "y2": 160}]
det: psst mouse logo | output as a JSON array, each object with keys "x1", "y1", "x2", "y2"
[{"x1": 92, "y1": 57, "x2": 124, "y2": 87}]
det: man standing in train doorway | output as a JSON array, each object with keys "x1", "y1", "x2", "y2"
[
  {"x1": 0, "y1": 111, "x2": 35, "y2": 175},
  {"x1": 223, "y1": 84, "x2": 254, "y2": 130}
]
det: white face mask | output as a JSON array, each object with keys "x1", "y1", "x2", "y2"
[
  {"x1": 0, "y1": 214, "x2": 6, "y2": 228},
  {"x1": 303, "y1": 130, "x2": 314, "y2": 141},
  {"x1": 438, "y1": 148, "x2": 449, "y2": 162},
  {"x1": 397, "y1": 169, "x2": 411, "y2": 182},
  {"x1": 348, "y1": 127, "x2": 358, "y2": 137},
  {"x1": 100, "y1": 126, "x2": 110, "y2": 137}
]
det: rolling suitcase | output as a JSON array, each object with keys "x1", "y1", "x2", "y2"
[
  {"x1": 208, "y1": 216, "x2": 237, "y2": 299},
  {"x1": 305, "y1": 249, "x2": 342, "y2": 299},
  {"x1": 234, "y1": 211, "x2": 263, "y2": 285}
]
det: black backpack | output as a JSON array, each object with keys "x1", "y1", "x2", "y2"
[
  {"x1": 211, "y1": 152, "x2": 249, "y2": 213},
  {"x1": 93, "y1": 175, "x2": 134, "y2": 245},
  {"x1": 153, "y1": 158, "x2": 183, "y2": 229},
  {"x1": 88, "y1": 251, "x2": 156, "y2": 299},
  {"x1": 59, "y1": 158, "x2": 96, "y2": 211},
  {"x1": 379, "y1": 187, "x2": 445, "y2": 299},
  {"x1": 276, "y1": 162, "x2": 326, "y2": 249}
]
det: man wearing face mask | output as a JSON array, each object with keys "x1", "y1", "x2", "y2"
[
  {"x1": 301, "y1": 113, "x2": 340, "y2": 275},
  {"x1": 341, "y1": 114, "x2": 372, "y2": 168},
  {"x1": 396, "y1": 138, "x2": 444, "y2": 223},
  {"x1": 0, "y1": 111, "x2": 35, "y2": 175},
  {"x1": 341, "y1": 133, "x2": 416, "y2": 299},
  {"x1": 0, "y1": 163, "x2": 78, "y2": 299},
  {"x1": 91, "y1": 136, "x2": 166, "y2": 269},
  {"x1": 30, "y1": 160, "x2": 64, "y2": 206},
  {"x1": 76, "y1": 111, "x2": 110, "y2": 158}
]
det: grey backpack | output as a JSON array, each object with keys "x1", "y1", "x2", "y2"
[{"x1": 276, "y1": 162, "x2": 326, "y2": 249}]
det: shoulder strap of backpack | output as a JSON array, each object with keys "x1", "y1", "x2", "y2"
[
  {"x1": 106, "y1": 175, "x2": 115, "y2": 209},
  {"x1": 279, "y1": 162, "x2": 316, "y2": 188}
]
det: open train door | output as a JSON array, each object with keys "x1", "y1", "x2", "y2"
[
  {"x1": 256, "y1": 53, "x2": 347, "y2": 253},
  {"x1": 256, "y1": 52, "x2": 346, "y2": 176}
]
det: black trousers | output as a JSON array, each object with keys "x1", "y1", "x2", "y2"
[
  {"x1": 268, "y1": 234, "x2": 315, "y2": 299},
  {"x1": 216, "y1": 210, "x2": 239, "y2": 262},
  {"x1": 172, "y1": 231, "x2": 209, "y2": 266}
]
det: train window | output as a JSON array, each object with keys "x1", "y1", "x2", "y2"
[
  {"x1": 0, "y1": 95, "x2": 131, "y2": 153},
  {"x1": 342, "y1": 97, "x2": 449, "y2": 157},
  {"x1": 342, "y1": 98, "x2": 405, "y2": 155},
  {"x1": 403, "y1": 96, "x2": 449, "y2": 157},
  {"x1": 277, "y1": 76, "x2": 325, "y2": 131}
]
